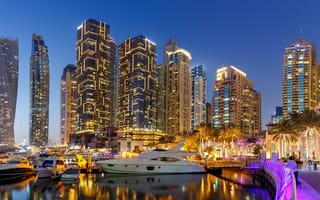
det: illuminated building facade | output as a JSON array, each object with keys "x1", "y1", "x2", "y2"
[
  {"x1": 206, "y1": 102, "x2": 212, "y2": 125},
  {"x1": 155, "y1": 64, "x2": 166, "y2": 133},
  {"x1": 0, "y1": 38, "x2": 18, "y2": 145},
  {"x1": 282, "y1": 39, "x2": 319, "y2": 118},
  {"x1": 118, "y1": 35, "x2": 163, "y2": 146},
  {"x1": 75, "y1": 19, "x2": 117, "y2": 136},
  {"x1": 60, "y1": 64, "x2": 77, "y2": 145},
  {"x1": 271, "y1": 106, "x2": 283, "y2": 124},
  {"x1": 164, "y1": 39, "x2": 192, "y2": 136},
  {"x1": 191, "y1": 65, "x2": 206, "y2": 130},
  {"x1": 30, "y1": 34, "x2": 49, "y2": 146},
  {"x1": 212, "y1": 65, "x2": 261, "y2": 138}
]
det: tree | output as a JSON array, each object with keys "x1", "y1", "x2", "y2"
[
  {"x1": 217, "y1": 124, "x2": 242, "y2": 144},
  {"x1": 290, "y1": 109, "x2": 320, "y2": 160},
  {"x1": 217, "y1": 124, "x2": 242, "y2": 157},
  {"x1": 195, "y1": 123, "x2": 216, "y2": 158},
  {"x1": 182, "y1": 134, "x2": 199, "y2": 152},
  {"x1": 268, "y1": 119, "x2": 300, "y2": 158}
]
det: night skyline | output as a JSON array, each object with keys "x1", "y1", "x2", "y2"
[{"x1": 1, "y1": 0, "x2": 320, "y2": 144}]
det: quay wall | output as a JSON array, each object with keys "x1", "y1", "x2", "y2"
[{"x1": 256, "y1": 160, "x2": 297, "y2": 200}]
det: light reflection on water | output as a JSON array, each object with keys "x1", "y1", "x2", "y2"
[{"x1": 0, "y1": 170, "x2": 271, "y2": 200}]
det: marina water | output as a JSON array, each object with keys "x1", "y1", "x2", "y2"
[{"x1": 0, "y1": 170, "x2": 271, "y2": 200}]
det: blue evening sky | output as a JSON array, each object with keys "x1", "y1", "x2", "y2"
[{"x1": 1, "y1": 0, "x2": 320, "y2": 144}]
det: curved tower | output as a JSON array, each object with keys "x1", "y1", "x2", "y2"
[{"x1": 0, "y1": 38, "x2": 18, "y2": 145}]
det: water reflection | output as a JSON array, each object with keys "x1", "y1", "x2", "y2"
[
  {"x1": 0, "y1": 175, "x2": 36, "y2": 200},
  {"x1": 0, "y1": 171, "x2": 271, "y2": 200},
  {"x1": 97, "y1": 173, "x2": 204, "y2": 198}
]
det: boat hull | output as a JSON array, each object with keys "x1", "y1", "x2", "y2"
[
  {"x1": 0, "y1": 168, "x2": 36, "y2": 184},
  {"x1": 35, "y1": 167, "x2": 54, "y2": 178},
  {"x1": 61, "y1": 169, "x2": 80, "y2": 181},
  {"x1": 96, "y1": 159, "x2": 206, "y2": 174}
]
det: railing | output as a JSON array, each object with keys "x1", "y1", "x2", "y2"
[
  {"x1": 263, "y1": 160, "x2": 297, "y2": 200},
  {"x1": 204, "y1": 158, "x2": 297, "y2": 200},
  {"x1": 207, "y1": 160, "x2": 244, "y2": 168}
]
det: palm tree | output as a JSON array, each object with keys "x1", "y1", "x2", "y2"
[
  {"x1": 267, "y1": 119, "x2": 300, "y2": 158},
  {"x1": 182, "y1": 134, "x2": 199, "y2": 152},
  {"x1": 195, "y1": 123, "x2": 216, "y2": 158},
  {"x1": 217, "y1": 124, "x2": 242, "y2": 157},
  {"x1": 290, "y1": 109, "x2": 320, "y2": 160}
]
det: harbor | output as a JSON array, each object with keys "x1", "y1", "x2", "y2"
[
  {"x1": 0, "y1": 170, "x2": 271, "y2": 200},
  {"x1": 0, "y1": 143, "x2": 274, "y2": 200}
]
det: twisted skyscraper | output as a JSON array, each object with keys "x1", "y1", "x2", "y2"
[{"x1": 0, "y1": 38, "x2": 18, "y2": 145}]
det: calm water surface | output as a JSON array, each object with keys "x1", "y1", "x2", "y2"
[{"x1": 0, "y1": 170, "x2": 271, "y2": 200}]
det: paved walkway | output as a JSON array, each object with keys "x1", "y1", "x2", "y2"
[{"x1": 296, "y1": 168, "x2": 320, "y2": 200}]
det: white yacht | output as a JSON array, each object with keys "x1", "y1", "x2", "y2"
[{"x1": 95, "y1": 144, "x2": 205, "y2": 174}]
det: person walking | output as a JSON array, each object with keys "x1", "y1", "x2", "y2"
[
  {"x1": 287, "y1": 156, "x2": 300, "y2": 185},
  {"x1": 307, "y1": 157, "x2": 312, "y2": 170}
]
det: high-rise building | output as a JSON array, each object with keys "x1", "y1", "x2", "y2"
[
  {"x1": 118, "y1": 35, "x2": 163, "y2": 146},
  {"x1": 0, "y1": 38, "x2": 18, "y2": 145},
  {"x1": 60, "y1": 64, "x2": 77, "y2": 145},
  {"x1": 212, "y1": 65, "x2": 261, "y2": 138},
  {"x1": 155, "y1": 64, "x2": 166, "y2": 133},
  {"x1": 164, "y1": 39, "x2": 192, "y2": 136},
  {"x1": 75, "y1": 19, "x2": 117, "y2": 139},
  {"x1": 282, "y1": 39, "x2": 319, "y2": 118},
  {"x1": 206, "y1": 102, "x2": 212, "y2": 125},
  {"x1": 30, "y1": 34, "x2": 49, "y2": 146},
  {"x1": 271, "y1": 106, "x2": 283, "y2": 124},
  {"x1": 191, "y1": 65, "x2": 206, "y2": 130}
]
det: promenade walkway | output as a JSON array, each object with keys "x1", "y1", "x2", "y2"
[{"x1": 297, "y1": 168, "x2": 320, "y2": 200}]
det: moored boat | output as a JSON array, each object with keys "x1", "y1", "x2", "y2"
[
  {"x1": 95, "y1": 143, "x2": 206, "y2": 174},
  {"x1": 61, "y1": 168, "x2": 80, "y2": 181},
  {"x1": 34, "y1": 155, "x2": 66, "y2": 178},
  {"x1": 0, "y1": 155, "x2": 36, "y2": 184},
  {"x1": 64, "y1": 153, "x2": 87, "y2": 169}
]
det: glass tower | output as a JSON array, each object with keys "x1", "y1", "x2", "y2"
[
  {"x1": 155, "y1": 64, "x2": 166, "y2": 133},
  {"x1": 191, "y1": 65, "x2": 206, "y2": 130},
  {"x1": 30, "y1": 34, "x2": 49, "y2": 146},
  {"x1": 282, "y1": 39, "x2": 318, "y2": 118},
  {"x1": 0, "y1": 38, "x2": 18, "y2": 145},
  {"x1": 212, "y1": 65, "x2": 261, "y2": 138},
  {"x1": 164, "y1": 39, "x2": 192, "y2": 137},
  {"x1": 118, "y1": 35, "x2": 161, "y2": 145},
  {"x1": 60, "y1": 64, "x2": 77, "y2": 145},
  {"x1": 76, "y1": 19, "x2": 117, "y2": 135}
]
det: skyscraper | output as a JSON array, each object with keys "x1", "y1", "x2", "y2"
[
  {"x1": 30, "y1": 34, "x2": 49, "y2": 146},
  {"x1": 0, "y1": 38, "x2": 18, "y2": 145},
  {"x1": 155, "y1": 64, "x2": 166, "y2": 133},
  {"x1": 282, "y1": 39, "x2": 319, "y2": 118},
  {"x1": 75, "y1": 19, "x2": 117, "y2": 138},
  {"x1": 212, "y1": 65, "x2": 261, "y2": 138},
  {"x1": 164, "y1": 39, "x2": 192, "y2": 136},
  {"x1": 118, "y1": 35, "x2": 162, "y2": 145},
  {"x1": 191, "y1": 65, "x2": 206, "y2": 130},
  {"x1": 271, "y1": 106, "x2": 283, "y2": 124},
  {"x1": 60, "y1": 64, "x2": 77, "y2": 145}
]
